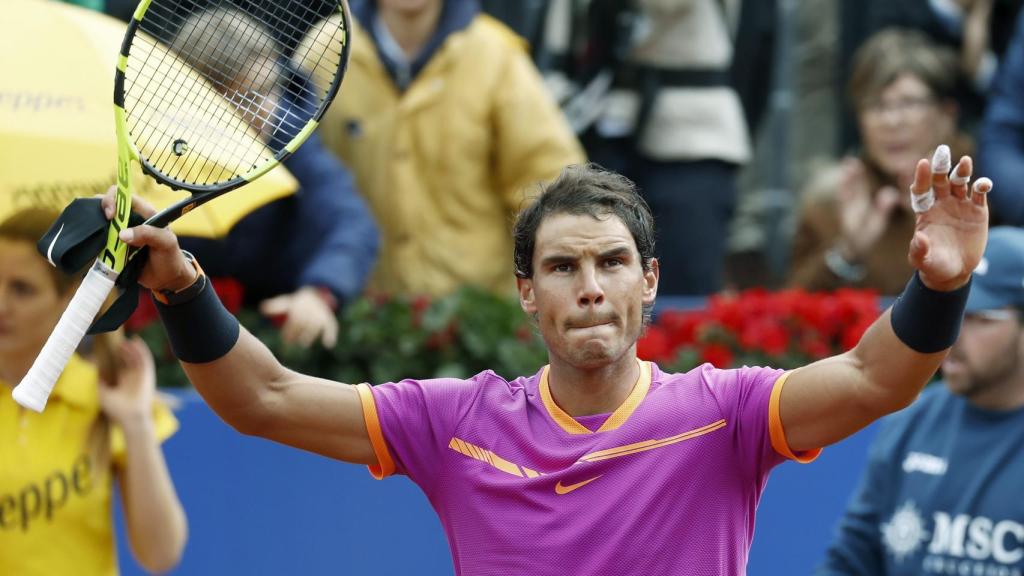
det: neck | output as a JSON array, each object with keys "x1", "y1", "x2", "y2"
[
  {"x1": 379, "y1": 1, "x2": 443, "y2": 58},
  {"x1": 546, "y1": 354, "x2": 640, "y2": 417}
]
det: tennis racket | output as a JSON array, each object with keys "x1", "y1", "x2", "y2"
[{"x1": 13, "y1": 0, "x2": 351, "y2": 412}]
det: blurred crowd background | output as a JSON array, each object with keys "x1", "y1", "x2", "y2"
[{"x1": 46, "y1": 0, "x2": 1024, "y2": 341}]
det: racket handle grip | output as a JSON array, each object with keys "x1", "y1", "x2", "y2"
[{"x1": 12, "y1": 261, "x2": 118, "y2": 412}]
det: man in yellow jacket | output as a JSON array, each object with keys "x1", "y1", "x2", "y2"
[{"x1": 301, "y1": 0, "x2": 586, "y2": 296}]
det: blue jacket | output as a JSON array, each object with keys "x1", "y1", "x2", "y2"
[
  {"x1": 817, "y1": 385, "x2": 1024, "y2": 575},
  {"x1": 181, "y1": 67, "x2": 379, "y2": 305},
  {"x1": 979, "y1": 9, "x2": 1024, "y2": 226}
]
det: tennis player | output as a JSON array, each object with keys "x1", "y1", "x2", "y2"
[{"x1": 105, "y1": 144, "x2": 989, "y2": 575}]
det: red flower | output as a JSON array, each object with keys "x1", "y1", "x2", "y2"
[
  {"x1": 706, "y1": 294, "x2": 745, "y2": 332},
  {"x1": 799, "y1": 333, "x2": 831, "y2": 359},
  {"x1": 700, "y1": 344, "x2": 734, "y2": 368},
  {"x1": 124, "y1": 291, "x2": 158, "y2": 331},
  {"x1": 515, "y1": 325, "x2": 535, "y2": 343},
  {"x1": 637, "y1": 326, "x2": 675, "y2": 363},
  {"x1": 426, "y1": 321, "x2": 457, "y2": 349},
  {"x1": 793, "y1": 293, "x2": 843, "y2": 338},
  {"x1": 211, "y1": 277, "x2": 245, "y2": 314},
  {"x1": 738, "y1": 317, "x2": 790, "y2": 357},
  {"x1": 643, "y1": 288, "x2": 881, "y2": 371},
  {"x1": 841, "y1": 318, "x2": 875, "y2": 351},
  {"x1": 657, "y1": 310, "x2": 703, "y2": 347},
  {"x1": 410, "y1": 294, "x2": 432, "y2": 328}
]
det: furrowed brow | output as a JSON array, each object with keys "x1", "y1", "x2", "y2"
[
  {"x1": 539, "y1": 253, "x2": 577, "y2": 268},
  {"x1": 599, "y1": 246, "x2": 633, "y2": 260}
]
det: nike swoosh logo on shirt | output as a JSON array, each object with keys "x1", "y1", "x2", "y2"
[
  {"x1": 46, "y1": 223, "x2": 64, "y2": 267},
  {"x1": 554, "y1": 475, "x2": 602, "y2": 495}
]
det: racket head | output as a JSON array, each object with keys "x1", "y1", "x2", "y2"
[{"x1": 114, "y1": 0, "x2": 351, "y2": 197}]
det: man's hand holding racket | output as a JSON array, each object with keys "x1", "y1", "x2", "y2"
[{"x1": 100, "y1": 187, "x2": 196, "y2": 295}]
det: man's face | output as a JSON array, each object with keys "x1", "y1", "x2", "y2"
[
  {"x1": 517, "y1": 213, "x2": 658, "y2": 370},
  {"x1": 942, "y1": 308, "x2": 1024, "y2": 400}
]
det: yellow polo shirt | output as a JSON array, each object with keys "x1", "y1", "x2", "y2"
[{"x1": 0, "y1": 354, "x2": 178, "y2": 576}]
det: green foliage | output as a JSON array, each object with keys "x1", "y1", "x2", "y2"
[{"x1": 139, "y1": 286, "x2": 549, "y2": 388}]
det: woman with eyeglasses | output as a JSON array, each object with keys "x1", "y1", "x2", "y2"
[{"x1": 788, "y1": 29, "x2": 972, "y2": 294}]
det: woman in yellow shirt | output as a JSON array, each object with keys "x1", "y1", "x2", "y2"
[{"x1": 0, "y1": 208, "x2": 187, "y2": 575}]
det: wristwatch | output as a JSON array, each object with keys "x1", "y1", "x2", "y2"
[{"x1": 153, "y1": 250, "x2": 208, "y2": 306}]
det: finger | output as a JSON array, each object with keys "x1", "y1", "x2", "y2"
[
  {"x1": 839, "y1": 158, "x2": 865, "y2": 192},
  {"x1": 908, "y1": 231, "x2": 930, "y2": 269},
  {"x1": 971, "y1": 177, "x2": 993, "y2": 207},
  {"x1": 119, "y1": 338, "x2": 142, "y2": 370},
  {"x1": 837, "y1": 180, "x2": 855, "y2": 205},
  {"x1": 285, "y1": 315, "x2": 318, "y2": 348},
  {"x1": 876, "y1": 186, "x2": 900, "y2": 213},
  {"x1": 322, "y1": 317, "x2": 339, "y2": 349},
  {"x1": 101, "y1": 185, "x2": 117, "y2": 218},
  {"x1": 296, "y1": 324, "x2": 318, "y2": 348},
  {"x1": 930, "y1": 144, "x2": 952, "y2": 198},
  {"x1": 281, "y1": 317, "x2": 307, "y2": 346},
  {"x1": 948, "y1": 156, "x2": 972, "y2": 200},
  {"x1": 910, "y1": 159, "x2": 935, "y2": 213},
  {"x1": 118, "y1": 224, "x2": 178, "y2": 252},
  {"x1": 100, "y1": 186, "x2": 158, "y2": 220},
  {"x1": 124, "y1": 337, "x2": 155, "y2": 371},
  {"x1": 259, "y1": 296, "x2": 291, "y2": 317},
  {"x1": 840, "y1": 156, "x2": 863, "y2": 181},
  {"x1": 131, "y1": 195, "x2": 158, "y2": 219}
]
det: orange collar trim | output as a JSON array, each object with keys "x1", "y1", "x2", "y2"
[{"x1": 540, "y1": 358, "x2": 651, "y2": 435}]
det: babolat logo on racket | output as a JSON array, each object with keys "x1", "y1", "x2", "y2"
[{"x1": 100, "y1": 159, "x2": 131, "y2": 269}]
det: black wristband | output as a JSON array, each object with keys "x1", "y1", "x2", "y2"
[
  {"x1": 890, "y1": 272, "x2": 971, "y2": 353},
  {"x1": 154, "y1": 279, "x2": 240, "y2": 363}
]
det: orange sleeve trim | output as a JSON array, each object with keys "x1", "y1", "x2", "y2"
[
  {"x1": 768, "y1": 371, "x2": 822, "y2": 464},
  {"x1": 356, "y1": 383, "x2": 396, "y2": 479}
]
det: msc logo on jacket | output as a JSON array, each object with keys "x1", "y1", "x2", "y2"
[{"x1": 883, "y1": 500, "x2": 1024, "y2": 576}]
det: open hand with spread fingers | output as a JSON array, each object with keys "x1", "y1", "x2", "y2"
[{"x1": 908, "y1": 144, "x2": 992, "y2": 292}]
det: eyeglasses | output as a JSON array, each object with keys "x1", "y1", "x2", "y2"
[{"x1": 861, "y1": 96, "x2": 936, "y2": 123}]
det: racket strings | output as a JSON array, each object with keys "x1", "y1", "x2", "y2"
[
  {"x1": 138, "y1": 1, "x2": 309, "y2": 176},
  {"x1": 122, "y1": 0, "x2": 346, "y2": 187}
]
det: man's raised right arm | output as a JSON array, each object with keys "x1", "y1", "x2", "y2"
[{"x1": 101, "y1": 189, "x2": 376, "y2": 465}]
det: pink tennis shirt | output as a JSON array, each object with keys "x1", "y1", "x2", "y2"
[{"x1": 356, "y1": 360, "x2": 820, "y2": 575}]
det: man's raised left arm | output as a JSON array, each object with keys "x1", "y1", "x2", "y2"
[{"x1": 780, "y1": 145, "x2": 991, "y2": 452}]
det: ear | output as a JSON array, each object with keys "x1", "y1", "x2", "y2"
[
  {"x1": 517, "y1": 277, "x2": 537, "y2": 315},
  {"x1": 642, "y1": 258, "x2": 659, "y2": 306}
]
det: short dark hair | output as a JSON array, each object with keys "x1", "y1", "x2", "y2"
[{"x1": 513, "y1": 164, "x2": 656, "y2": 279}]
